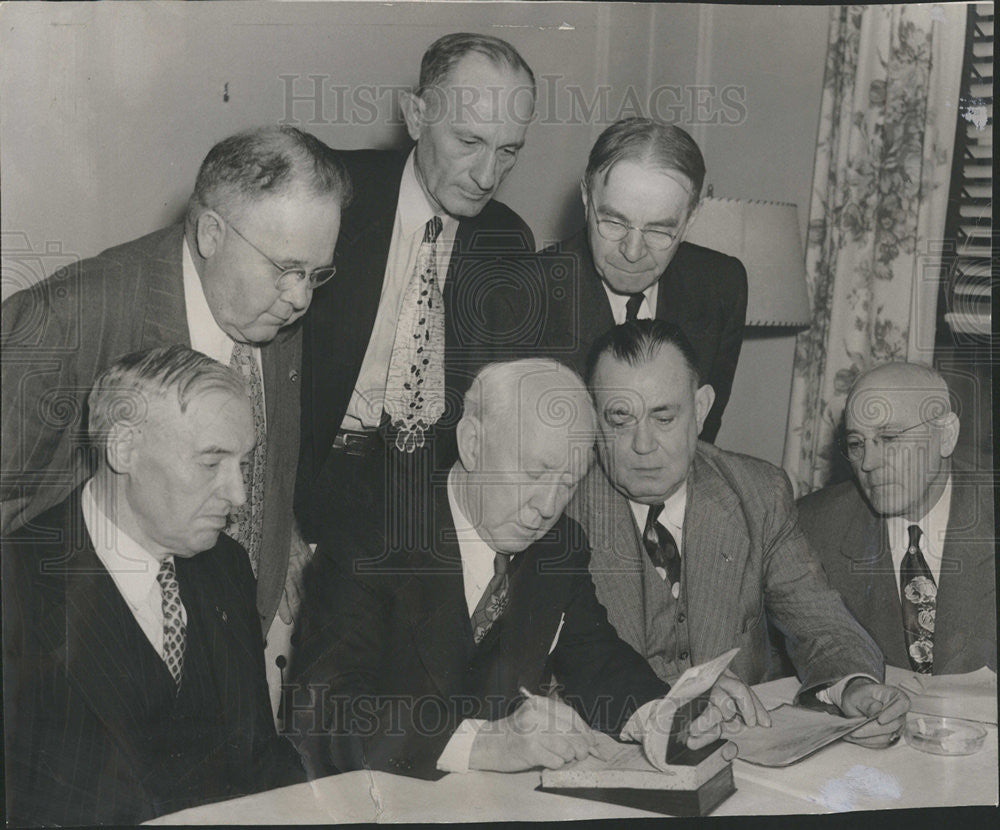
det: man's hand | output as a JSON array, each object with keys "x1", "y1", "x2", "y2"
[
  {"x1": 687, "y1": 670, "x2": 772, "y2": 749},
  {"x1": 468, "y1": 695, "x2": 598, "y2": 772},
  {"x1": 840, "y1": 679, "x2": 910, "y2": 748}
]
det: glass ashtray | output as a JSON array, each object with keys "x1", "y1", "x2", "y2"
[{"x1": 904, "y1": 715, "x2": 988, "y2": 756}]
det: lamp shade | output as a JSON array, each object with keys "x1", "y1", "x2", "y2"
[{"x1": 683, "y1": 197, "x2": 811, "y2": 327}]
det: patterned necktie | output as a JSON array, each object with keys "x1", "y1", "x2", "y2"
[
  {"x1": 384, "y1": 215, "x2": 445, "y2": 453},
  {"x1": 156, "y1": 558, "x2": 187, "y2": 688},
  {"x1": 470, "y1": 553, "x2": 510, "y2": 644},
  {"x1": 642, "y1": 503, "x2": 682, "y2": 589},
  {"x1": 227, "y1": 340, "x2": 265, "y2": 576},
  {"x1": 900, "y1": 524, "x2": 936, "y2": 674},
  {"x1": 625, "y1": 292, "x2": 645, "y2": 322}
]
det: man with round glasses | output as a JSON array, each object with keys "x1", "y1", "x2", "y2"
[
  {"x1": 1, "y1": 126, "x2": 350, "y2": 692},
  {"x1": 497, "y1": 118, "x2": 747, "y2": 442},
  {"x1": 799, "y1": 362, "x2": 996, "y2": 674}
]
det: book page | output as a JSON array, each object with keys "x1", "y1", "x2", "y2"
[{"x1": 729, "y1": 704, "x2": 871, "y2": 767}]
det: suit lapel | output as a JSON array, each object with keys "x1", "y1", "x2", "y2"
[
  {"x1": 683, "y1": 452, "x2": 751, "y2": 661},
  {"x1": 580, "y1": 469, "x2": 646, "y2": 651},
  {"x1": 139, "y1": 224, "x2": 189, "y2": 350},
  {"x1": 574, "y1": 232, "x2": 617, "y2": 337},
  {"x1": 404, "y1": 489, "x2": 475, "y2": 698}
]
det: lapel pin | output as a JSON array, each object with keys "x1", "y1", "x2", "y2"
[{"x1": 288, "y1": 368, "x2": 299, "y2": 382}]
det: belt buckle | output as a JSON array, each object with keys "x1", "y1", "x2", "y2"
[{"x1": 335, "y1": 429, "x2": 376, "y2": 457}]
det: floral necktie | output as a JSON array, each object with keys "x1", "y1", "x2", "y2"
[
  {"x1": 384, "y1": 215, "x2": 445, "y2": 452},
  {"x1": 227, "y1": 340, "x2": 265, "y2": 576},
  {"x1": 900, "y1": 524, "x2": 935, "y2": 673},
  {"x1": 156, "y1": 558, "x2": 187, "y2": 688},
  {"x1": 471, "y1": 553, "x2": 510, "y2": 644}
]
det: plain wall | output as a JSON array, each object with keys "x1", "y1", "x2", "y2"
[{"x1": 1, "y1": 1, "x2": 831, "y2": 465}]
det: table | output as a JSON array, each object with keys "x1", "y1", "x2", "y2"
[{"x1": 147, "y1": 675, "x2": 998, "y2": 823}]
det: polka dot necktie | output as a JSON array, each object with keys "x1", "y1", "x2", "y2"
[
  {"x1": 900, "y1": 524, "x2": 936, "y2": 674},
  {"x1": 470, "y1": 553, "x2": 510, "y2": 644},
  {"x1": 156, "y1": 558, "x2": 187, "y2": 689},
  {"x1": 227, "y1": 340, "x2": 265, "y2": 576},
  {"x1": 384, "y1": 215, "x2": 445, "y2": 452},
  {"x1": 642, "y1": 503, "x2": 682, "y2": 592},
  {"x1": 625, "y1": 292, "x2": 645, "y2": 322}
]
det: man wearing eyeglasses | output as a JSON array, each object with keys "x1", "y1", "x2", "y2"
[
  {"x1": 500, "y1": 118, "x2": 746, "y2": 443},
  {"x1": 798, "y1": 362, "x2": 996, "y2": 674},
  {"x1": 1, "y1": 126, "x2": 350, "y2": 680}
]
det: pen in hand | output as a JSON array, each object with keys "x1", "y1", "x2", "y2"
[{"x1": 519, "y1": 686, "x2": 605, "y2": 761}]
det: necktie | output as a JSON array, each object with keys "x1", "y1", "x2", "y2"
[
  {"x1": 227, "y1": 340, "x2": 266, "y2": 575},
  {"x1": 470, "y1": 553, "x2": 510, "y2": 644},
  {"x1": 900, "y1": 524, "x2": 936, "y2": 673},
  {"x1": 156, "y1": 558, "x2": 187, "y2": 688},
  {"x1": 625, "y1": 292, "x2": 645, "y2": 322},
  {"x1": 642, "y1": 503, "x2": 682, "y2": 591},
  {"x1": 384, "y1": 216, "x2": 445, "y2": 452}
]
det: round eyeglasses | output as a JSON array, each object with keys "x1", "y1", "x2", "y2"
[
  {"x1": 838, "y1": 417, "x2": 938, "y2": 462},
  {"x1": 587, "y1": 202, "x2": 679, "y2": 252},
  {"x1": 219, "y1": 213, "x2": 337, "y2": 290}
]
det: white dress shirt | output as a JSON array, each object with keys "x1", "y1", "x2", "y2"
[
  {"x1": 81, "y1": 479, "x2": 186, "y2": 661},
  {"x1": 182, "y1": 237, "x2": 265, "y2": 418},
  {"x1": 602, "y1": 280, "x2": 658, "y2": 324},
  {"x1": 343, "y1": 151, "x2": 458, "y2": 429},
  {"x1": 437, "y1": 468, "x2": 516, "y2": 773},
  {"x1": 887, "y1": 476, "x2": 952, "y2": 599}
]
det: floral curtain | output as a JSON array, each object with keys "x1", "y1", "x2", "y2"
[{"x1": 783, "y1": 3, "x2": 967, "y2": 495}]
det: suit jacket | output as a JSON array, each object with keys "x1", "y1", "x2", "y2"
[
  {"x1": 2, "y1": 490, "x2": 304, "y2": 826},
  {"x1": 568, "y1": 442, "x2": 885, "y2": 691},
  {"x1": 797, "y1": 473, "x2": 996, "y2": 674},
  {"x1": 296, "y1": 149, "x2": 535, "y2": 528},
  {"x1": 0, "y1": 224, "x2": 301, "y2": 630},
  {"x1": 481, "y1": 231, "x2": 747, "y2": 442},
  {"x1": 290, "y1": 479, "x2": 667, "y2": 781}
]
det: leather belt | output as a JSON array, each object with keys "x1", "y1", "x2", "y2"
[{"x1": 331, "y1": 427, "x2": 382, "y2": 457}]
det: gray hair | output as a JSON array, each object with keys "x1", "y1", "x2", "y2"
[
  {"x1": 88, "y1": 344, "x2": 246, "y2": 446},
  {"x1": 584, "y1": 118, "x2": 705, "y2": 210},
  {"x1": 186, "y1": 125, "x2": 352, "y2": 225},
  {"x1": 417, "y1": 32, "x2": 536, "y2": 99}
]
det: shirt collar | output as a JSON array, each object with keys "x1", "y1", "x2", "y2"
[
  {"x1": 628, "y1": 480, "x2": 687, "y2": 540},
  {"x1": 182, "y1": 235, "x2": 236, "y2": 364},
  {"x1": 887, "y1": 474, "x2": 953, "y2": 564},
  {"x1": 398, "y1": 150, "x2": 457, "y2": 241},
  {"x1": 602, "y1": 281, "x2": 659, "y2": 325},
  {"x1": 81, "y1": 479, "x2": 167, "y2": 612}
]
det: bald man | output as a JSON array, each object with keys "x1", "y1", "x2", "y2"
[{"x1": 798, "y1": 362, "x2": 996, "y2": 675}]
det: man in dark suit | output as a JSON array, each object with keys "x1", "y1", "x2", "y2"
[
  {"x1": 571, "y1": 320, "x2": 910, "y2": 748},
  {"x1": 486, "y1": 118, "x2": 746, "y2": 442},
  {"x1": 290, "y1": 359, "x2": 769, "y2": 780},
  {"x1": 2, "y1": 126, "x2": 349, "y2": 702},
  {"x1": 798, "y1": 362, "x2": 996, "y2": 675},
  {"x1": 297, "y1": 33, "x2": 536, "y2": 545},
  {"x1": 3, "y1": 346, "x2": 304, "y2": 826}
]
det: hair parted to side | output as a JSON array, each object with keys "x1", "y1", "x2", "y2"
[
  {"x1": 87, "y1": 344, "x2": 247, "y2": 446},
  {"x1": 585, "y1": 319, "x2": 703, "y2": 389},
  {"x1": 417, "y1": 32, "x2": 536, "y2": 98},
  {"x1": 463, "y1": 358, "x2": 587, "y2": 426},
  {"x1": 187, "y1": 125, "x2": 352, "y2": 225},
  {"x1": 584, "y1": 118, "x2": 705, "y2": 210}
]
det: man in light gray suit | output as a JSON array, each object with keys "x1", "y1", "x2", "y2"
[{"x1": 570, "y1": 319, "x2": 909, "y2": 747}]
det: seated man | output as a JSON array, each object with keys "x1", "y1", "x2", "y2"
[
  {"x1": 290, "y1": 359, "x2": 769, "y2": 781},
  {"x1": 570, "y1": 319, "x2": 909, "y2": 747},
  {"x1": 798, "y1": 362, "x2": 996, "y2": 674},
  {"x1": 3, "y1": 346, "x2": 305, "y2": 826}
]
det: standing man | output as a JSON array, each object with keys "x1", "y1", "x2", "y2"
[
  {"x1": 291, "y1": 359, "x2": 769, "y2": 780},
  {"x1": 492, "y1": 118, "x2": 746, "y2": 442},
  {"x1": 2, "y1": 127, "x2": 349, "y2": 663},
  {"x1": 3, "y1": 346, "x2": 304, "y2": 826},
  {"x1": 571, "y1": 320, "x2": 909, "y2": 747},
  {"x1": 799, "y1": 362, "x2": 996, "y2": 674},
  {"x1": 297, "y1": 33, "x2": 536, "y2": 544}
]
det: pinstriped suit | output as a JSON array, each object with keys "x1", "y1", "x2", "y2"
[
  {"x1": 1, "y1": 225, "x2": 301, "y2": 631},
  {"x1": 2, "y1": 490, "x2": 304, "y2": 825},
  {"x1": 567, "y1": 442, "x2": 885, "y2": 692}
]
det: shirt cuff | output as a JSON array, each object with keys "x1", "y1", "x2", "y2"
[
  {"x1": 817, "y1": 674, "x2": 879, "y2": 710},
  {"x1": 436, "y1": 718, "x2": 487, "y2": 773}
]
